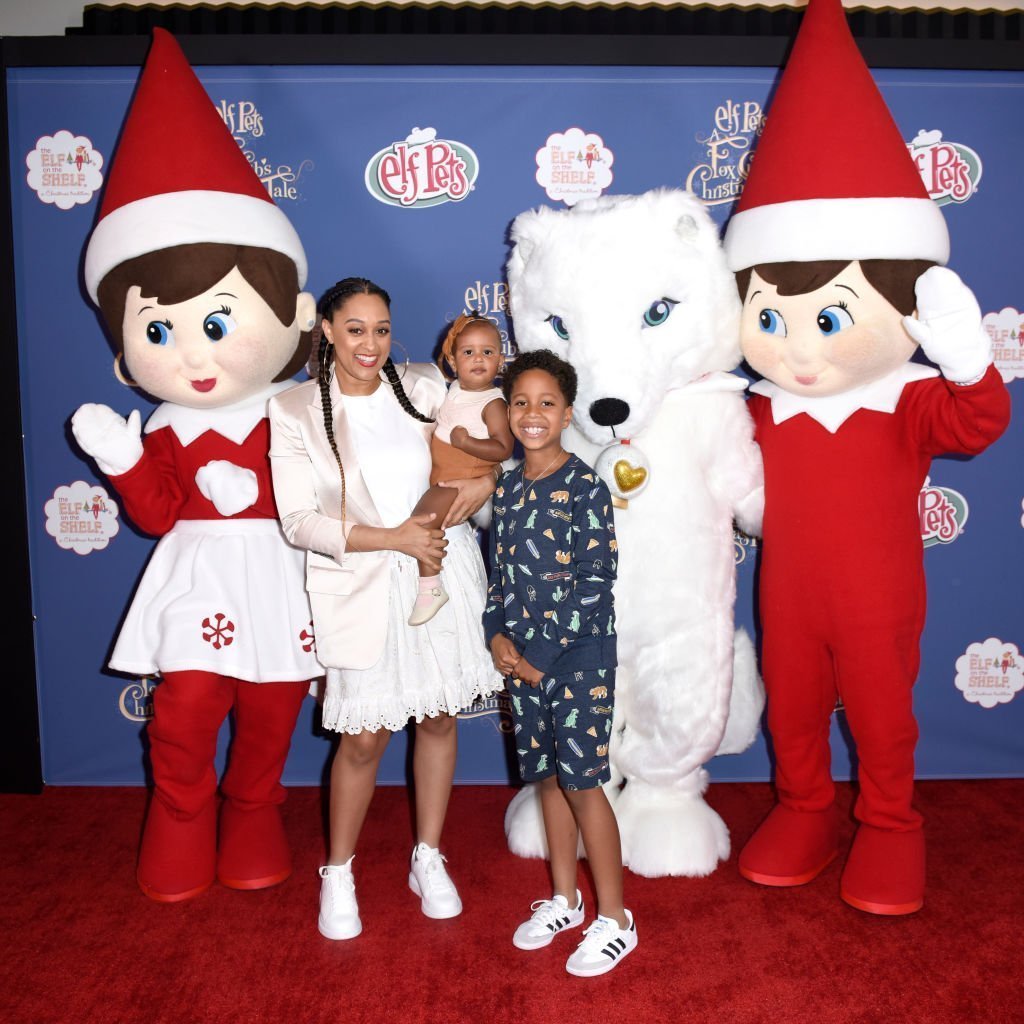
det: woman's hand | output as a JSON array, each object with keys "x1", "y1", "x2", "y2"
[
  {"x1": 490, "y1": 634, "x2": 521, "y2": 675},
  {"x1": 437, "y1": 473, "x2": 496, "y2": 527},
  {"x1": 391, "y1": 512, "x2": 447, "y2": 571}
]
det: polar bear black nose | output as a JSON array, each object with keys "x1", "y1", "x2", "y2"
[{"x1": 589, "y1": 398, "x2": 630, "y2": 427}]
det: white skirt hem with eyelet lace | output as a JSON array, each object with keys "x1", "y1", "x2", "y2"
[{"x1": 321, "y1": 525, "x2": 502, "y2": 734}]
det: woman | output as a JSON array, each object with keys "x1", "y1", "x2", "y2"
[{"x1": 269, "y1": 277, "x2": 501, "y2": 940}]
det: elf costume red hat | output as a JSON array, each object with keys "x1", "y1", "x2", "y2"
[
  {"x1": 723, "y1": 0, "x2": 949, "y2": 272},
  {"x1": 84, "y1": 28, "x2": 306, "y2": 301}
]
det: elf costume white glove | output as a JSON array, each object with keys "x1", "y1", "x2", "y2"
[
  {"x1": 71, "y1": 404, "x2": 144, "y2": 476},
  {"x1": 195, "y1": 460, "x2": 259, "y2": 516},
  {"x1": 901, "y1": 266, "x2": 992, "y2": 384}
]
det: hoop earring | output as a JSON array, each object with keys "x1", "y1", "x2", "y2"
[
  {"x1": 113, "y1": 352, "x2": 138, "y2": 388},
  {"x1": 379, "y1": 339, "x2": 411, "y2": 382}
]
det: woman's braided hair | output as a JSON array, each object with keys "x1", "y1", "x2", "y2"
[{"x1": 315, "y1": 277, "x2": 433, "y2": 524}]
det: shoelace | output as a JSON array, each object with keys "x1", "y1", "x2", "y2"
[
  {"x1": 420, "y1": 851, "x2": 456, "y2": 894},
  {"x1": 577, "y1": 917, "x2": 617, "y2": 951},
  {"x1": 528, "y1": 898, "x2": 568, "y2": 929},
  {"x1": 320, "y1": 866, "x2": 356, "y2": 909}
]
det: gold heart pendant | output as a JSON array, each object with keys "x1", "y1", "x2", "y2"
[{"x1": 613, "y1": 460, "x2": 648, "y2": 492}]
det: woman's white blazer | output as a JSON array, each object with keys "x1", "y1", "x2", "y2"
[{"x1": 268, "y1": 365, "x2": 445, "y2": 670}]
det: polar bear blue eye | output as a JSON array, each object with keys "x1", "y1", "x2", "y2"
[
  {"x1": 758, "y1": 309, "x2": 787, "y2": 337},
  {"x1": 817, "y1": 304, "x2": 853, "y2": 336},
  {"x1": 643, "y1": 299, "x2": 677, "y2": 328},
  {"x1": 203, "y1": 307, "x2": 237, "y2": 342},
  {"x1": 146, "y1": 320, "x2": 173, "y2": 346},
  {"x1": 546, "y1": 314, "x2": 569, "y2": 341}
]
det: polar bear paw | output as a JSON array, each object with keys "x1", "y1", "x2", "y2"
[{"x1": 616, "y1": 774, "x2": 730, "y2": 877}]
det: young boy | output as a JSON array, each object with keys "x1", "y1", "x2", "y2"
[{"x1": 484, "y1": 349, "x2": 636, "y2": 977}]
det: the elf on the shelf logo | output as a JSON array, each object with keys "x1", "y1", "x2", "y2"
[
  {"x1": 982, "y1": 307, "x2": 1024, "y2": 385},
  {"x1": 215, "y1": 98, "x2": 312, "y2": 202},
  {"x1": 907, "y1": 129, "x2": 982, "y2": 206},
  {"x1": 535, "y1": 127, "x2": 614, "y2": 207},
  {"x1": 955, "y1": 638, "x2": 1023, "y2": 709},
  {"x1": 45, "y1": 481, "x2": 120, "y2": 555},
  {"x1": 25, "y1": 130, "x2": 104, "y2": 210},
  {"x1": 119, "y1": 676, "x2": 157, "y2": 722},
  {"x1": 365, "y1": 127, "x2": 478, "y2": 208},
  {"x1": 919, "y1": 476, "x2": 968, "y2": 548},
  {"x1": 685, "y1": 99, "x2": 765, "y2": 206}
]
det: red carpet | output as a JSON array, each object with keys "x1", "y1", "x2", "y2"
[{"x1": 3, "y1": 781, "x2": 1022, "y2": 1024}]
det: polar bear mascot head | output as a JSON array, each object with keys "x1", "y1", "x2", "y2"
[{"x1": 507, "y1": 188, "x2": 741, "y2": 443}]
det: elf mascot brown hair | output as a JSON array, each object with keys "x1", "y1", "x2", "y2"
[
  {"x1": 71, "y1": 30, "x2": 320, "y2": 902},
  {"x1": 723, "y1": 0, "x2": 1010, "y2": 914}
]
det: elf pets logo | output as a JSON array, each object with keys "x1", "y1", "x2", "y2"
[
  {"x1": 215, "y1": 98, "x2": 312, "y2": 202},
  {"x1": 907, "y1": 130, "x2": 982, "y2": 206},
  {"x1": 365, "y1": 127, "x2": 478, "y2": 208},
  {"x1": 919, "y1": 477, "x2": 968, "y2": 548},
  {"x1": 458, "y1": 280, "x2": 515, "y2": 361},
  {"x1": 955, "y1": 639, "x2": 1022, "y2": 709},
  {"x1": 686, "y1": 99, "x2": 764, "y2": 207}
]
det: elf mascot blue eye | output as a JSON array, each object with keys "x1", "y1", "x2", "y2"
[
  {"x1": 546, "y1": 314, "x2": 570, "y2": 341},
  {"x1": 146, "y1": 321, "x2": 174, "y2": 346},
  {"x1": 643, "y1": 299, "x2": 677, "y2": 328},
  {"x1": 204, "y1": 309, "x2": 237, "y2": 342},
  {"x1": 757, "y1": 309, "x2": 787, "y2": 337},
  {"x1": 817, "y1": 305, "x2": 854, "y2": 336}
]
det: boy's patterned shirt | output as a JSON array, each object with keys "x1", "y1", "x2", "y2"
[{"x1": 483, "y1": 454, "x2": 617, "y2": 674}]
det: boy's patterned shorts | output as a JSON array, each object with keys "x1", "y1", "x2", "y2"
[{"x1": 508, "y1": 668, "x2": 615, "y2": 791}]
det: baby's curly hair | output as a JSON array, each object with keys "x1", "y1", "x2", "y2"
[{"x1": 502, "y1": 349, "x2": 577, "y2": 405}]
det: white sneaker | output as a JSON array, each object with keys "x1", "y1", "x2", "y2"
[
  {"x1": 318, "y1": 858, "x2": 362, "y2": 940},
  {"x1": 513, "y1": 891, "x2": 585, "y2": 950},
  {"x1": 565, "y1": 910, "x2": 638, "y2": 977},
  {"x1": 408, "y1": 842, "x2": 462, "y2": 919}
]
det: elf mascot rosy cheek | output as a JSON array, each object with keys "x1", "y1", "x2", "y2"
[
  {"x1": 723, "y1": 0, "x2": 1010, "y2": 915},
  {"x1": 71, "y1": 30, "x2": 320, "y2": 902}
]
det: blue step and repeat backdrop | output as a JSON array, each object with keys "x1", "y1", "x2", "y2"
[{"x1": 6, "y1": 62, "x2": 1022, "y2": 786}]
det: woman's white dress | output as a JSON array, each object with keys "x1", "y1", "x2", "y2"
[{"x1": 321, "y1": 383, "x2": 501, "y2": 734}]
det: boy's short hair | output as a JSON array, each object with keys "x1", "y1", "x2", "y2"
[{"x1": 502, "y1": 348, "x2": 578, "y2": 405}]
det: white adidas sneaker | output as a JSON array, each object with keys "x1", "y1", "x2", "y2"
[
  {"x1": 512, "y1": 891, "x2": 585, "y2": 950},
  {"x1": 565, "y1": 909, "x2": 637, "y2": 977}
]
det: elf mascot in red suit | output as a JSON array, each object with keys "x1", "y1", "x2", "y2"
[
  {"x1": 723, "y1": 0, "x2": 1011, "y2": 915},
  {"x1": 71, "y1": 30, "x2": 321, "y2": 902}
]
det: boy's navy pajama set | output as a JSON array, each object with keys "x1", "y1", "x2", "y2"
[{"x1": 484, "y1": 455, "x2": 617, "y2": 790}]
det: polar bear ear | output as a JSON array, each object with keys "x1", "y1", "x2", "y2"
[{"x1": 507, "y1": 206, "x2": 557, "y2": 288}]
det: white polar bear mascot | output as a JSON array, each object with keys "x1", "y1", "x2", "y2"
[{"x1": 504, "y1": 188, "x2": 764, "y2": 877}]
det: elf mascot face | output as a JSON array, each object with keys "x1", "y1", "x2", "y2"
[
  {"x1": 71, "y1": 31, "x2": 319, "y2": 902},
  {"x1": 723, "y1": 0, "x2": 1010, "y2": 914},
  {"x1": 505, "y1": 189, "x2": 766, "y2": 878}
]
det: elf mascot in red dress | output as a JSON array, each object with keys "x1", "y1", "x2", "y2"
[
  {"x1": 71, "y1": 30, "x2": 321, "y2": 902},
  {"x1": 723, "y1": 0, "x2": 1011, "y2": 914}
]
